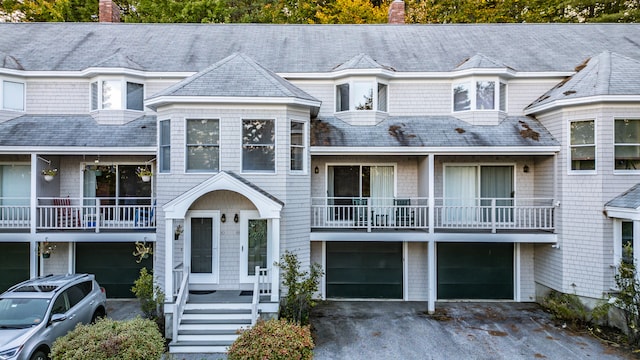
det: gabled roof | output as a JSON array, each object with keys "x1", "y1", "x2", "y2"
[
  {"x1": 311, "y1": 116, "x2": 558, "y2": 149},
  {"x1": 526, "y1": 51, "x2": 640, "y2": 113},
  {"x1": 1, "y1": 23, "x2": 640, "y2": 73},
  {"x1": 606, "y1": 183, "x2": 640, "y2": 210},
  {"x1": 146, "y1": 53, "x2": 320, "y2": 109},
  {"x1": 0, "y1": 115, "x2": 156, "y2": 148},
  {"x1": 332, "y1": 53, "x2": 395, "y2": 72},
  {"x1": 454, "y1": 53, "x2": 514, "y2": 71}
]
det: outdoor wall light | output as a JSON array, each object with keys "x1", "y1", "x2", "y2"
[
  {"x1": 314, "y1": 166, "x2": 319, "y2": 174},
  {"x1": 523, "y1": 165, "x2": 530, "y2": 173},
  {"x1": 234, "y1": 214, "x2": 239, "y2": 223},
  {"x1": 221, "y1": 214, "x2": 226, "y2": 223}
]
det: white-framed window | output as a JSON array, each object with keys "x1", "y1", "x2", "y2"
[
  {"x1": 452, "y1": 79, "x2": 506, "y2": 112},
  {"x1": 290, "y1": 121, "x2": 306, "y2": 172},
  {"x1": 159, "y1": 120, "x2": 170, "y2": 173},
  {"x1": 242, "y1": 119, "x2": 275, "y2": 173},
  {"x1": 186, "y1": 119, "x2": 219, "y2": 172},
  {"x1": 569, "y1": 120, "x2": 596, "y2": 172},
  {"x1": 614, "y1": 119, "x2": 640, "y2": 171},
  {"x1": 614, "y1": 219, "x2": 637, "y2": 266},
  {"x1": 335, "y1": 80, "x2": 388, "y2": 112},
  {"x1": 2, "y1": 80, "x2": 25, "y2": 111},
  {"x1": 90, "y1": 79, "x2": 144, "y2": 111}
]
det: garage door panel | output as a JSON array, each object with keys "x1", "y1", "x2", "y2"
[
  {"x1": 0, "y1": 243, "x2": 30, "y2": 293},
  {"x1": 327, "y1": 242, "x2": 402, "y2": 299},
  {"x1": 76, "y1": 242, "x2": 152, "y2": 298},
  {"x1": 438, "y1": 243, "x2": 513, "y2": 300}
]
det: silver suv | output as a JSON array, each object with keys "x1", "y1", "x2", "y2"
[{"x1": 0, "y1": 274, "x2": 107, "y2": 360}]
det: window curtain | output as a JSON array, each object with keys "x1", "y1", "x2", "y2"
[
  {"x1": 444, "y1": 166, "x2": 477, "y2": 223},
  {"x1": 370, "y1": 166, "x2": 394, "y2": 206},
  {"x1": 83, "y1": 170, "x2": 97, "y2": 206},
  {"x1": 1, "y1": 165, "x2": 30, "y2": 206}
]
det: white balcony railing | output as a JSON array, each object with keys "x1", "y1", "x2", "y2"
[
  {"x1": 0, "y1": 198, "x2": 30, "y2": 229},
  {"x1": 311, "y1": 197, "x2": 555, "y2": 232},
  {"x1": 35, "y1": 197, "x2": 155, "y2": 231}
]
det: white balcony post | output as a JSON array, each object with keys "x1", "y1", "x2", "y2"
[
  {"x1": 270, "y1": 218, "x2": 280, "y2": 303},
  {"x1": 165, "y1": 218, "x2": 174, "y2": 299},
  {"x1": 428, "y1": 154, "x2": 435, "y2": 234},
  {"x1": 94, "y1": 198, "x2": 100, "y2": 233},
  {"x1": 491, "y1": 198, "x2": 496, "y2": 233}
]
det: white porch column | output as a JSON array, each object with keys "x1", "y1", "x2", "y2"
[
  {"x1": 427, "y1": 154, "x2": 436, "y2": 313},
  {"x1": 428, "y1": 154, "x2": 434, "y2": 234},
  {"x1": 30, "y1": 154, "x2": 38, "y2": 278},
  {"x1": 634, "y1": 220, "x2": 640, "y2": 283},
  {"x1": 165, "y1": 218, "x2": 174, "y2": 299},
  {"x1": 271, "y1": 218, "x2": 280, "y2": 302},
  {"x1": 427, "y1": 240, "x2": 436, "y2": 313}
]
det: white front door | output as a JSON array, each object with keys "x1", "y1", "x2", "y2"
[
  {"x1": 186, "y1": 211, "x2": 220, "y2": 284},
  {"x1": 240, "y1": 210, "x2": 270, "y2": 283}
]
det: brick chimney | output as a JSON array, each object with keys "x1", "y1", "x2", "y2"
[
  {"x1": 99, "y1": 0, "x2": 120, "y2": 23},
  {"x1": 388, "y1": 0, "x2": 405, "y2": 24}
]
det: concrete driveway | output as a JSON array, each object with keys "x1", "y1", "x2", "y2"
[{"x1": 311, "y1": 301, "x2": 630, "y2": 360}]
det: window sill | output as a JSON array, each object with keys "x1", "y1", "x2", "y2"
[{"x1": 335, "y1": 110, "x2": 388, "y2": 126}]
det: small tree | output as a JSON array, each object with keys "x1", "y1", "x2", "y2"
[
  {"x1": 610, "y1": 244, "x2": 640, "y2": 345},
  {"x1": 131, "y1": 267, "x2": 165, "y2": 322},
  {"x1": 275, "y1": 251, "x2": 323, "y2": 325}
]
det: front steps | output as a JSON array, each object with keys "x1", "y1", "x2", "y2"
[{"x1": 169, "y1": 302, "x2": 253, "y2": 353}]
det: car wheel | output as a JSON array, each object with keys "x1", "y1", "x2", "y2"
[
  {"x1": 29, "y1": 350, "x2": 48, "y2": 360},
  {"x1": 91, "y1": 308, "x2": 106, "y2": 323}
]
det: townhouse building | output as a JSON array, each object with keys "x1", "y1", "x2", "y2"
[{"x1": 1, "y1": 5, "x2": 640, "y2": 352}]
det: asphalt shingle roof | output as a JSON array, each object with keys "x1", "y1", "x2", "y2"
[
  {"x1": 148, "y1": 53, "x2": 318, "y2": 102},
  {"x1": 332, "y1": 53, "x2": 395, "y2": 71},
  {"x1": 528, "y1": 51, "x2": 640, "y2": 110},
  {"x1": 606, "y1": 183, "x2": 640, "y2": 209},
  {"x1": 311, "y1": 116, "x2": 557, "y2": 147},
  {"x1": 0, "y1": 115, "x2": 156, "y2": 147},
  {"x1": 1, "y1": 23, "x2": 640, "y2": 73},
  {"x1": 454, "y1": 53, "x2": 513, "y2": 71}
]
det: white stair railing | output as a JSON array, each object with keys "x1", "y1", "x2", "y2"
[{"x1": 172, "y1": 266, "x2": 189, "y2": 342}]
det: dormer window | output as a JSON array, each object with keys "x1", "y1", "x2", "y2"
[
  {"x1": 336, "y1": 80, "x2": 388, "y2": 112},
  {"x1": 2, "y1": 80, "x2": 25, "y2": 111},
  {"x1": 91, "y1": 79, "x2": 144, "y2": 111},
  {"x1": 453, "y1": 79, "x2": 506, "y2": 112}
]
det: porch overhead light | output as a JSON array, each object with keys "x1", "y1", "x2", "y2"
[{"x1": 523, "y1": 165, "x2": 529, "y2": 173}]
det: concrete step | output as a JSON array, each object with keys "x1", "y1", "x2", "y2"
[
  {"x1": 169, "y1": 341, "x2": 232, "y2": 354},
  {"x1": 183, "y1": 308, "x2": 251, "y2": 315},
  {"x1": 179, "y1": 322, "x2": 249, "y2": 331},
  {"x1": 184, "y1": 302, "x2": 252, "y2": 311},
  {"x1": 177, "y1": 333, "x2": 239, "y2": 342},
  {"x1": 181, "y1": 312, "x2": 252, "y2": 321}
]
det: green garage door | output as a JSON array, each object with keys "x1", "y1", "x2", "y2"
[
  {"x1": 326, "y1": 242, "x2": 402, "y2": 299},
  {"x1": 76, "y1": 242, "x2": 152, "y2": 298},
  {"x1": 438, "y1": 243, "x2": 513, "y2": 300},
  {"x1": 0, "y1": 243, "x2": 30, "y2": 293}
]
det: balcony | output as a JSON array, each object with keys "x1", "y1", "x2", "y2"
[
  {"x1": 311, "y1": 197, "x2": 555, "y2": 233},
  {"x1": 0, "y1": 197, "x2": 155, "y2": 231}
]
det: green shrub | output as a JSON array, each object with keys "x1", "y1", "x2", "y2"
[
  {"x1": 227, "y1": 318, "x2": 314, "y2": 360},
  {"x1": 275, "y1": 251, "x2": 323, "y2": 325},
  {"x1": 51, "y1": 317, "x2": 165, "y2": 360},
  {"x1": 541, "y1": 290, "x2": 590, "y2": 326},
  {"x1": 131, "y1": 267, "x2": 165, "y2": 320},
  {"x1": 608, "y1": 243, "x2": 640, "y2": 345}
]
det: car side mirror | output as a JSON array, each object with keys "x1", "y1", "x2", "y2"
[{"x1": 50, "y1": 313, "x2": 67, "y2": 324}]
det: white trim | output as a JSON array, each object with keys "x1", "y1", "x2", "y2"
[
  {"x1": 515, "y1": 243, "x2": 521, "y2": 302},
  {"x1": 241, "y1": 118, "x2": 277, "y2": 175},
  {"x1": 163, "y1": 171, "x2": 283, "y2": 219},
  {"x1": 321, "y1": 241, "x2": 327, "y2": 300},
  {"x1": 567, "y1": 119, "x2": 597, "y2": 175},
  {"x1": 146, "y1": 95, "x2": 321, "y2": 110},
  {"x1": 0, "y1": 147, "x2": 156, "y2": 155},
  {"x1": 184, "y1": 118, "x2": 220, "y2": 173},
  {"x1": 289, "y1": 119, "x2": 308, "y2": 175},
  {"x1": 186, "y1": 210, "x2": 221, "y2": 285},
  {"x1": 427, "y1": 240, "x2": 436, "y2": 313},
  {"x1": 605, "y1": 206, "x2": 640, "y2": 220},
  {"x1": 239, "y1": 210, "x2": 269, "y2": 284},
  {"x1": 311, "y1": 146, "x2": 560, "y2": 155},
  {"x1": 452, "y1": 77, "x2": 505, "y2": 113},
  {"x1": 525, "y1": 95, "x2": 640, "y2": 115},
  {"x1": 402, "y1": 241, "x2": 408, "y2": 301},
  {"x1": 612, "y1": 118, "x2": 640, "y2": 174},
  {"x1": 613, "y1": 218, "x2": 623, "y2": 266}
]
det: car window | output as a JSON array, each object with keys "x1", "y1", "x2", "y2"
[
  {"x1": 0, "y1": 298, "x2": 49, "y2": 327},
  {"x1": 66, "y1": 285, "x2": 87, "y2": 308},
  {"x1": 51, "y1": 293, "x2": 69, "y2": 315}
]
